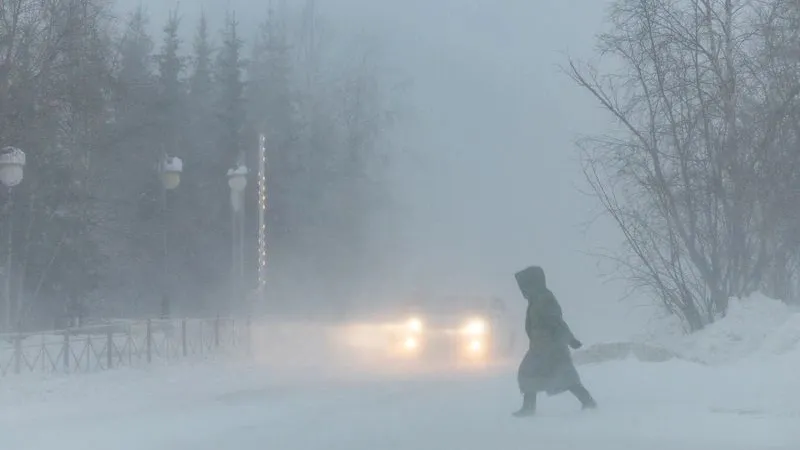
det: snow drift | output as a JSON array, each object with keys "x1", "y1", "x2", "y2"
[{"x1": 575, "y1": 292, "x2": 800, "y2": 366}]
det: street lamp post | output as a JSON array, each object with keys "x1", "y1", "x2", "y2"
[
  {"x1": 159, "y1": 155, "x2": 182, "y2": 319},
  {"x1": 227, "y1": 161, "x2": 247, "y2": 310},
  {"x1": 0, "y1": 146, "x2": 25, "y2": 332},
  {"x1": 0, "y1": 147, "x2": 25, "y2": 189},
  {"x1": 160, "y1": 155, "x2": 182, "y2": 190}
]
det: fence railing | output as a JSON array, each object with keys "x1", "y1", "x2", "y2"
[{"x1": 0, "y1": 317, "x2": 251, "y2": 377}]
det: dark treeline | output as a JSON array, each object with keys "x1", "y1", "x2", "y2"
[{"x1": 0, "y1": 0, "x2": 404, "y2": 331}]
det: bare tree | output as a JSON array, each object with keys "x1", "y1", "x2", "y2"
[
  {"x1": 748, "y1": 0, "x2": 800, "y2": 304},
  {"x1": 568, "y1": 0, "x2": 800, "y2": 330}
]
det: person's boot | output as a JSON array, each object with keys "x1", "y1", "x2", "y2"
[
  {"x1": 569, "y1": 384, "x2": 597, "y2": 410},
  {"x1": 512, "y1": 393, "x2": 537, "y2": 417}
]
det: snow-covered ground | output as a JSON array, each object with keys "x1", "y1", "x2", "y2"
[
  {"x1": 1, "y1": 294, "x2": 798, "y2": 450},
  {"x1": 1, "y1": 355, "x2": 797, "y2": 450}
]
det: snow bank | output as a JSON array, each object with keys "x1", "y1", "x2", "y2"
[
  {"x1": 639, "y1": 292, "x2": 800, "y2": 365},
  {"x1": 577, "y1": 292, "x2": 800, "y2": 366},
  {"x1": 573, "y1": 342, "x2": 680, "y2": 366}
]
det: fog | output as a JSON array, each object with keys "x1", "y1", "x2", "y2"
[
  {"x1": 4, "y1": 2, "x2": 799, "y2": 449},
  {"x1": 106, "y1": 0, "x2": 646, "y2": 341}
]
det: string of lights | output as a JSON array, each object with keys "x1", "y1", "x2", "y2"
[{"x1": 257, "y1": 134, "x2": 268, "y2": 295}]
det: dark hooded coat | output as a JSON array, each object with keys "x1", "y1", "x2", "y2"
[{"x1": 515, "y1": 266, "x2": 582, "y2": 396}]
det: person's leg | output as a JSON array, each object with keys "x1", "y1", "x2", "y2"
[
  {"x1": 569, "y1": 384, "x2": 597, "y2": 409},
  {"x1": 512, "y1": 392, "x2": 537, "y2": 417}
]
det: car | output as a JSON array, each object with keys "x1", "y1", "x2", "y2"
[{"x1": 386, "y1": 294, "x2": 516, "y2": 363}]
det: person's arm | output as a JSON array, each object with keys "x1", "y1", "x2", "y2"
[
  {"x1": 524, "y1": 303, "x2": 533, "y2": 341},
  {"x1": 542, "y1": 293, "x2": 582, "y2": 348}
]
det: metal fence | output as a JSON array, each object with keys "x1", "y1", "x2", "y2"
[{"x1": 0, "y1": 317, "x2": 251, "y2": 377}]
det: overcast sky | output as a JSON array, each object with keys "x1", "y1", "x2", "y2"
[{"x1": 118, "y1": 0, "x2": 651, "y2": 340}]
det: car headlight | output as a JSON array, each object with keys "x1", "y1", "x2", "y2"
[
  {"x1": 463, "y1": 318, "x2": 487, "y2": 335},
  {"x1": 468, "y1": 339, "x2": 482, "y2": 351},
  {"x1": 407, "y1": 317, "x2": 423, "y2": 333},
  {"x1": 403, "y1": 336, "x2": 419, "y2": 350}
]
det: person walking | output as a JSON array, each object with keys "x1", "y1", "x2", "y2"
[{"x1": 513, "y1": 265, "x2": 597, "y2": 417}]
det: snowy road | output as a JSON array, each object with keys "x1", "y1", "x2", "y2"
[{"x1": 2, "y1": 356, "x2": 799, "y2": 450}]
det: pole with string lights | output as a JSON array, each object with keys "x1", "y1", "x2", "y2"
[{"x1": 256, "y1": 134, "x2": 268, "y2": 302}]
